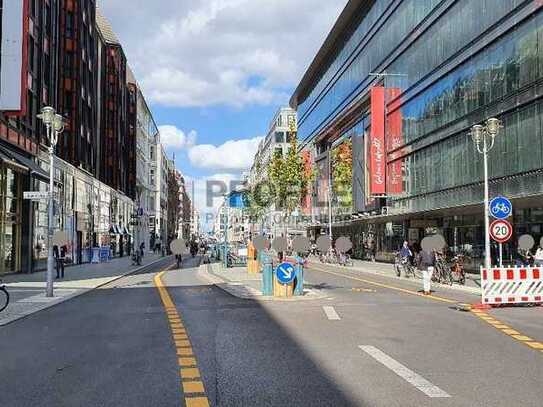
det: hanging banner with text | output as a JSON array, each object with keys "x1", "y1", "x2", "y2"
[
  {"x1": 386, "y1": 88, "x2": 404, "y2": 195},
  {"x1": 370, "y1": 87, "x2": 386, "y2": 195}
]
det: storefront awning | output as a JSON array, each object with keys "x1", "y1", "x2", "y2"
[
  {"x1": 0, "y1": 145, "x2": 49, "y2": 182},
  {"x1": 109, "y1": 225, "x2": 121, "y2": 235},
  {"x1": 122, "y1": 226, "x2": 129, "y2": 235}
]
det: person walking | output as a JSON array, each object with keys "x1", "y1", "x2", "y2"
[
  {"x1": 139, "y1": 241, "x2": 145, "y2": 259},
  {"x1": 417, "y1": 249, "x2": 435, "y2": 295},
  {"x1": 53, "y1": 245, "x2": 66, "y2": 279},
  {"x1": 535, "y1": 245, "x2": 543, "y2": 267}
]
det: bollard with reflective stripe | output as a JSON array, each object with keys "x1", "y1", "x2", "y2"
[
  {"x1": 261, "y1": 253, "x2": 273, "y2": 295},
  {"x1": 294, "y1": 258, "x2": 304, "y2": 296}
]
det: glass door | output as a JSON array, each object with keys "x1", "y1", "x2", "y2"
[{"x1": 0, "y1": 166, "x2": 22, "y2": 274}]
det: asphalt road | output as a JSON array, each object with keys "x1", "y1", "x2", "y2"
[{"x1": 0, "y1": 256, "x2": 541, "y2": 407}]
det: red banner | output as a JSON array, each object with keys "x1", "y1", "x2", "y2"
[
  {"x1": 386, "y1": 88, "x2": 403, "y2": 195},
  {"x1": 370, "y1": 87, "x2": 386, "y2": 195}
]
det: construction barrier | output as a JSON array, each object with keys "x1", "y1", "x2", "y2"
[{"x1": 481, "y1": 266, "x2": 543, "y2": 305}]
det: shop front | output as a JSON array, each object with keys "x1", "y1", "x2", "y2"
[{"x1": 0, "y1": 165, "x2": 23, "y2": 275}]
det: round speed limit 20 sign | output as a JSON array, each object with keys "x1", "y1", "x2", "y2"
[{"x1": 490, "y1": 219, "x2": 513, "y2": 243}]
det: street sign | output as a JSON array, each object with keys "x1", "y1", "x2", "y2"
[
  {"x1": 23, "y1": 191, "x2": 49, "y2": 200},
  {"x1": 489, "y1": 196, "x2": 512, "y2": 220},
  {"x1": 275, "y1": 262, "x2": 296, "y2": 285},
  {"x1": 490, "y1": 219, "x2": 513, "y2": 243}
]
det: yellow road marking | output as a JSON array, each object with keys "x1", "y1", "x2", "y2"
[
  {"x1": 311, "y1": 264, "x2": 457, "y2": 304},
  {"x1": 179, "y1": 357, "x2": 197, "y2": 367},
  {"x1": 177, "y1": 348, "x2": 194, "y2": 356},
  {"x1": 180, "y1": 368, "x2": 201, "y2": 379},
  {"x1": 183, "y1": 381, "x2": 206, "y2": 393},
  {"x1": 185, "y1": 397, "x2": 210, "y2": 407},
  {"x1": 154, "y1": 268, "x2": 210, "y2": 406},
  {"x1": 310, "y1": 263, "x2": 542, "y2": 355},
  {"x1": 471, "y1": 311, "x2": 542, "y2": 354},
  {"x1": 512, "y1": 335, "x2": 532, "y2": 341},
  {"x1": 502, "y1": 329, "x2": 520, "y2": 335}
]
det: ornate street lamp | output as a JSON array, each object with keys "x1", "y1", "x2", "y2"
[
  {"x1": 37, "y1": 106, "x2": 65, "y2": 297},
  {"x1": 471, "y1": 117, "x2": 502, "y2": 272}
]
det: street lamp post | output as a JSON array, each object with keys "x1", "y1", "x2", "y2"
[
  {"x1": 37, "y1": 107, "x2": 64, "y2": 297},
  {"x1": 471, "y1": 118, "x2": 501, "y2": 272}
]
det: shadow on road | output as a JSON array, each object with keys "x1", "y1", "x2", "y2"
[{"x1": 161, "y1": 283, "x2": 360, "y2": 406}]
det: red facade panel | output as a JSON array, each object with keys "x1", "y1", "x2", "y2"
[{"x1": 386, "y1": 88, "x2": 403, "y2": 195}]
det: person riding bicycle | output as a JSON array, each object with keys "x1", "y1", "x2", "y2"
[{"x1": 399, "y1": 241, "x2": 412, "y2": 264}]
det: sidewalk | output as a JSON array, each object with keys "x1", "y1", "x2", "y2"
[
  {"x1": 311, "y1": 257, "x2": 481, "y2": 295},
  {"x1": 199, "y1": 261, "x2": 326, "y2": 301},
  {"x1": 1, "y1": 253, "x2": 169, "y2": 326}
]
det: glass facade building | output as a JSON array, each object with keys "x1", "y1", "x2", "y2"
[{"x1": 291, "y1": 0, "x2": 543, "y2": 265}]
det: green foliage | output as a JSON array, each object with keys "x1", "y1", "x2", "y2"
[
  {"x1": 268, "y1": 136, "x2": 311, "y2": 215},
  {"x1": 332, "y1": 139, "x2": 353, "y2": 208},
  {"x1": 246, "y1": 178, "x2": 274, "y2": 222}
]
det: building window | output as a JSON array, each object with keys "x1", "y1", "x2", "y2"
[{"x1": 275, "y1": 131, "x2": 284, "y2": 143}]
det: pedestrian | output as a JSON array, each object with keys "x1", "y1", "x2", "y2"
[
  {"x1": 140, "y1": 241, "x2": 145, "y2": 259},
  {"x1": 54, "y1": 245, "x2": 66, "y2": 279},
  {"x1": 534, "y1": 245, "x2": 543, "y2": 267},
  {"x1": 417, "y1": 249, "x2": 435, "y2": 295}
]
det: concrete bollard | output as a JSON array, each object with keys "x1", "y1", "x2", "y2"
[
  {"x1": 261, "y1": 253, "x2": 273, "y2": 295},
  {"x1": 294, "y1": 256, "x2": 304, "y2": 296}
]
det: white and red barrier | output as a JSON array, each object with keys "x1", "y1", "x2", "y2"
[{"x1": 481, "y1": 266, "x2": 543, "y2": 305}]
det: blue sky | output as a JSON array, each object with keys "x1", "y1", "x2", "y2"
[
  {"x1": 99, "y1": 0, "x2": 346, "y2": 216},
  {"x1": 154, "y1": 104, "x2": 275, "y2": 178}
]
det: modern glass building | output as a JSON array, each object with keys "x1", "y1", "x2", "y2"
[{"x1": 291, "y1": 0, "x2": 543, "y2": 265}]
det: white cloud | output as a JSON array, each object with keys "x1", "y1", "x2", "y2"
[
  {"x1": 99, "y1": 0, "x2": 346, "y2": 108},
  {"x1": 158, "y1": 125, "x2": 197, "y2": 149},
  {"x1": 188, "y1": 136, "x2": 262, "y2": 171}
]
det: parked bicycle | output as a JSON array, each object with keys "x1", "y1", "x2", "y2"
[
  {"x1": 432, "y1": 252, "x2": 453, "y2": 285},
  {"x1": 450, "y1": 254, "x2": 468, "y2": 285},
  {"x1": 0, "y1": 280, "x2": 9, "y2": 313}
]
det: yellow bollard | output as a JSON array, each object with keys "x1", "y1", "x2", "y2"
[
  {"x1": 273, "y1": 274, "x2": 294, "y2": 297},
  {"x1": 247, "y1": 242, "x2": 260, "y2": 274}
]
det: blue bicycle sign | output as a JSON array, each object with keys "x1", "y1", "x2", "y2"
[{"x1": 489, "y1": 196, "x2": 512, "y2": 220}]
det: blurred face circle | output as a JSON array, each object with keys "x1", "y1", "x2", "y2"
[
  {"x1": 292, "y1": 236, "x2": 311, "y2": 253},
  {"x1": 272, "y1": 236, "x2": 288, "y2": 252},
  {"x1": 317, "y1": 235, "x2": 331, "y2": 252},
  {"x1": 170, "y1": 239, "x2": 187, "y2": 255},
  {"x1": 252, "y1": 236, "x2": 270, "y2": 251},
  {"x1": 518, "y1": 234, "x2": 535, "y2": 251},
  {"x1": 335, "y1": 236, "x2": 353, "y2": 254}
]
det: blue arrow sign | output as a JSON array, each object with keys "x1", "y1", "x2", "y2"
[
  {"x1": 489, "y1": 196, "x2": 512, "y2": 220},
  {"x1": 275, "y1": 262, "x2": 296, "y2": 285}
]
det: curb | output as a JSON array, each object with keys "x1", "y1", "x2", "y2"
[
  {"x1": 310, "y1": 262, "x2": 481, "y2": 295},
  {"x1": 0, "y1": 256, "x2": 173, "y2": 327},
  {"x1": 198, "y1": 263, "x2": 329, "y2": 302}
]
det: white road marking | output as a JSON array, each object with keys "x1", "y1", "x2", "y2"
[
  {"x1": 322, "y1": 306, "x2": 341, "y2": 320},
  {"x1": 359, "y1": 345, "x2": 450, "y2": 398}
]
